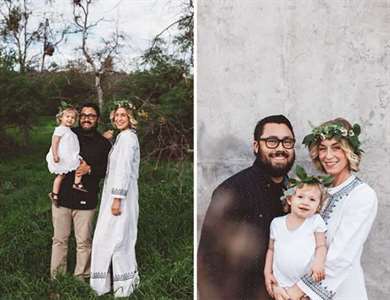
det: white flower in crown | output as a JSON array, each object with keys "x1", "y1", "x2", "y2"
[
  {"x1": 348, "y1": 129, "x2": 355, "y2": 136},
  {"x1": 341, "y1": 128, "x2": 348, "y2": 137},
  {"x1": 320, "y1": 133, "x2": 326, "y2": 140},
  {"x1": 281, "y1": 187, "x2": 296, "y2": 201}
]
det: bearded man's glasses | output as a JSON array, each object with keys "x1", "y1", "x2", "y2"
[{"x1": 259, "y1": 137, "x2": 295, "y2": 149}]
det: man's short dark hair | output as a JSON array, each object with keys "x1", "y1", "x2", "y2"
[
  {"x1": 80, "y1": 102, "x2": 100, "y2": 117},
  {"x1": 253, "y1": 114, "x2": 295, "y2": 141}
]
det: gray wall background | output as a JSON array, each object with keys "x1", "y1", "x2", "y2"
[{"x1": 197, "y1": 0, "x2": 390, "y2": 298}]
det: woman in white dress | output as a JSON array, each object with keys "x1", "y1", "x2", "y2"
[
  {"x1": 90, "y1": 101, "x2": 140, "y2": 297},
  {"x1": 273, "y1": 118, "x2": 377, "y2": 300}
]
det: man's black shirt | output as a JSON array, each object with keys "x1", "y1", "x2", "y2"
[
  {"x1": 58, "y1": 127, "x2": 111, "y2": 210},
  {"x1": 198, "y1": 158, "x2": 286, "y2": 300}
]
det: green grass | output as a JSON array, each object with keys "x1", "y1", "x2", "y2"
[{"x1": 0, "y1": 117, "x2": 193, "y2": 299}]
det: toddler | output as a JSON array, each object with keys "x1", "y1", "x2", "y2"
[
  {"x1": 46, "y1": 105, "x2": 87, "y2": 206},
  {"x1": 264, "y1": 165, "x2": 331, "y2": 298}
]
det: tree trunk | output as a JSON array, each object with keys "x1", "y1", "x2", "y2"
[
  {"x1": 41, "y1": 53, "x2": 46, "y2": 72},
  {"x1": 95, "y1": 73, "x2": 104, "y2": 112}
]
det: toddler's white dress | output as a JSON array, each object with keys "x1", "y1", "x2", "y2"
[
  {"x1": 46, "y1": 125, "x2": 80, "y2": 174},
  {"x1": 271, "y1": 214, "x2": 327, "y2": 288}
]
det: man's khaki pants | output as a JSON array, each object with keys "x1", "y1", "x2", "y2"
[{"x1": 50, "y1": 204, "x2": 96, "y2": 279}]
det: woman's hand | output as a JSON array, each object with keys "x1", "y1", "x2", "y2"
[
  {"x1": 272, "y1": 284, "x2": 290, "y2": 300},
  {"x1": 111, "y1": 198, "x2": 121, "y2": 216},
  {"x1": 265, "y1": 272, "x2": 278, "y2": 298},
  {"x1": 53, "y1": 154, "x2": 60, "y2": 163}
]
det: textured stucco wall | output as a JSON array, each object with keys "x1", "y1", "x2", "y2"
[{"x1": 197, "y1": 0, "x2": 390, "y2": 298}]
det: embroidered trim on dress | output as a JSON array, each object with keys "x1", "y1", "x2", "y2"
[
  {"x1": 301, "y1": 274, "x2": 336, "y2": 300},
  {"x1": 91, "y1": 271, "x2": 108, "y2": 279},
  {"x1": 113, "y1": 270, "x2": 138, "y2": 282},
  {"x1": 112, "y1": 188, "x2": 128, "y2": 196},
  {"x1": 321, "y1": 177, "x2": 362, "y2": 224}
]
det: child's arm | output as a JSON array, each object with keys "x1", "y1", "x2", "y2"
[
  {"x1": 51, "y1": 135, "x2": 61, "y2": 163},
  {"x1": 264, "y1": 239, "x2": 278, "y2": 298},
  {"x1": 311, "y1": 231, "x2": 327, "y2": 282}
]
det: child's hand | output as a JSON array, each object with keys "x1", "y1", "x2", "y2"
[
  {"x1": 111, "y1": 198, "x2": 121, "y2": 216},
  {"x1": 53, "y1": 154, "x2": 60, "y2": 163},
  {"x1": 272, "y1": 285, "x2": 290, "y2": 300},
  {"x1": 103, "y1": 130, "x2": 114, "y2": 140},
  {"x1": 311, "y1": 260, "x2": 325, "y2": 282},
  {"x1": 264, "y1": 272, "x2": 278, "y2": 298}
]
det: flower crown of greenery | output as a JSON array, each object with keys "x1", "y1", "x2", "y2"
[
  {"x1": 58, "y1": 100, "x2": 76, "y2": 112},
  {"x1": 111, "y1": 100, "x2": 135, "y2": 111},
  {"x1": 302, "y1": 122, "x2": 363, "y2": 155},
  {"x1": 281, "y1": 165, "x2": 333, "y2": 199}
]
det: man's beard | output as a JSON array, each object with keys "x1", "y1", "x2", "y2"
[
  {"x1": 79, "y1": 121, "x2": 97, "y2": 133},
  {"x1": 256, "y1": 149, "x2": 295, "y2": 177}
]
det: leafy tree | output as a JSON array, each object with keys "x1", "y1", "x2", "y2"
[{"x1": 0, "y1": 62, "x2": 42, "y2": 147}]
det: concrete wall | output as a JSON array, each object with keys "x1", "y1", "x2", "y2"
[{"x1": 197, "y1": 0, "x2": 390, "y2": 298}]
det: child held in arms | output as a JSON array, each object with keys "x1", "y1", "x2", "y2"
[
  {"x1": 264, "y1": 165, "x2": 332, "y2": 298},
  {"x1": 46, "y1": 102, "x2": 87, "y2": 207}
]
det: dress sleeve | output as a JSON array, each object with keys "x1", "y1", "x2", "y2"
[
  {"x1": 53, "y1": 126, "x2": 67, "y2": 137},
  {"x1": 297, "y1": 185, "x2": 378, "y2": 300},
  {"x1": 270, "y1": 218, "x2": 277, "y2": 239},
  {"x1": 110, "y1": 132, "x2": 139, "y2": 199},
  {"x1": 313, "y1": 214, "x2": 327, "y2": 233}
]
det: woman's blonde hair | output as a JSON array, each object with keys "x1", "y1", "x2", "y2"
[
  {"x1": 282, "y1": 182, "x2": 328, "y2": 213},
  {"x1": 110, "y1": 106, "x2": 138, "y2": 129},
  {"x1": 56, "y1": 107, "x2": 78, "y2": 125},
  {"x1": 309, "y1": 118, "x2": 361, "y2": 172}
]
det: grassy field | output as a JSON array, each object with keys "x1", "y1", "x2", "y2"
[{"x1": 0, "y1": 117, "x2": 193, "y2": 299}]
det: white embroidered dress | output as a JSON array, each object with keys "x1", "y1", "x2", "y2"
[
  {"x1": 297, "y1": 175, "x2": 378, "y2": 300},
  {"x1": 90, "y1": 129, "x2": 140, "y2": 297}
]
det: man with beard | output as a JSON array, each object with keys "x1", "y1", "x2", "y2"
[
  {"x1": 50, "y1": 102, "x2": 111, "y2": 281},
  {"x1": 198, "y1": 115, "x2": 296, "y2": 300}
]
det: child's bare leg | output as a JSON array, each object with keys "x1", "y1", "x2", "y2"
[{"x1": 53, "y1": 174, "x2": 65, "y2": 194}]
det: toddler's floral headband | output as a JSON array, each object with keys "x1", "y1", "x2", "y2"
[
  {"x1": 302, "y1": 122, "x2": 363, "y2": 155},
  {"x1": 58, "y1": 100, "x2": 76, "y2": 112},
  {"x1": 281, "y1": 165, "x2": 333, "y2": 200}
]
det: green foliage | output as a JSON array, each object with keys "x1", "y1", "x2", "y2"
[
  {"x1": 0, "y1": 61, "x2": 42, "y2": 148},
  {"x1": 103, "y1": 58, "x2": 193, "y2": 160},
  {"x1": 1, "y1": 1, "x2": 193, "y2": 161},
  {"x1": 287, "y1": 165, "x2": 333, "y2": 189},
  {"x1": 0, "y1": 118, "x2": 193, "y2": 299}
]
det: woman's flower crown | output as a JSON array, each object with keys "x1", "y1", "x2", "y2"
[
  {"x1": 281, "y1": 165, "x2": 333, "y2": 200},
  {"x1": 302, "y1": 122, "x2": 363, "y2": 155},
  {"x1": 112, "y1": 100, "x2": 135, "y2": 111}
]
